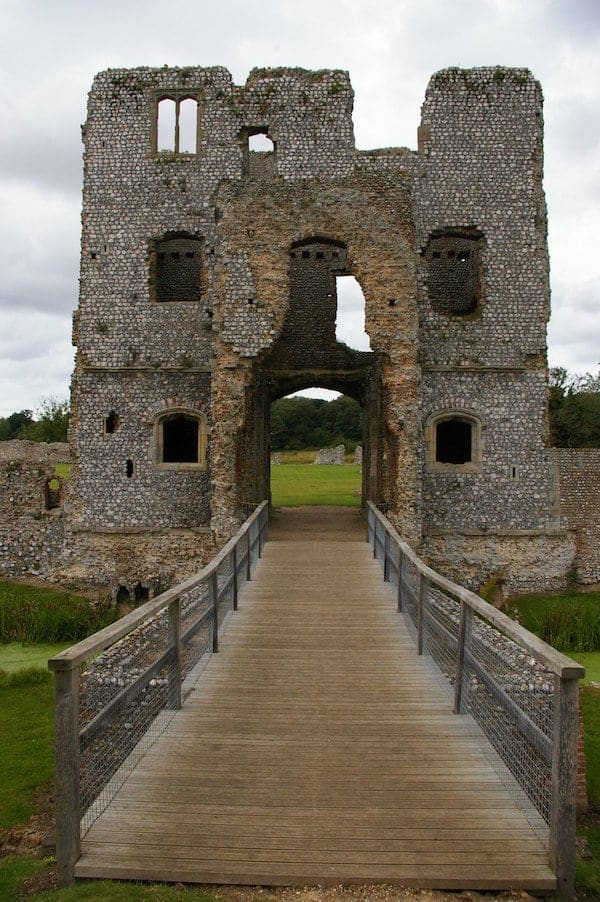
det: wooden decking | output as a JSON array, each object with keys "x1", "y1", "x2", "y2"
[{"x1": 75, "y1": 508, "x2": 556, "y2": 891}]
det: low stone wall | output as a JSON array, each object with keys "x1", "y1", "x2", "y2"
[
  {"x1": 57, "y1": 529, "x2": 218, "y2": 598},
  {"x1": 552, "y1": 449, "x2": 600, "y2": 584},
  {"x1": 0, "y1": 440, "x2": 70, "y2": 463},
  {"x1": 0, "y1": 451, "x2": 67, "y2": 578},
  {"x1": 420, "y1": 531, "x2": 577, "y2": 594}
]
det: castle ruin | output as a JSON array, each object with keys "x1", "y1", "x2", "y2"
[{"x1": 3, "y1": 65, "x2": 598, "y2": 595}]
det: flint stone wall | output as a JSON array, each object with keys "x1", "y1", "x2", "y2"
[
  {"x1": 552, "y1": 449, "x2": 600, "y2": 584},
  {"x1": 314, "y1": 445, "x2": 345, "y2": 465},
  {"x1": 0, "y1": 442, "x2": 68, "y2": 578}
]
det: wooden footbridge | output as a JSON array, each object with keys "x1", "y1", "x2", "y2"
[{"x1": 50, "y1": 504, "x2": 584, "y2": 896}]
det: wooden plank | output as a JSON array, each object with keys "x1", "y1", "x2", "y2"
[{"x1": 78, "y1": 522, "x2": 555, "y2": 892}]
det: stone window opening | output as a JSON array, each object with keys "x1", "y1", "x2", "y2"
[
  {"x1": 104, "y1": 410, "x2": 119, "y2": 434},
  {"x1": 156, "y1": 410, "x2": 207, "y2": 469},
  {"x1": 151, "y1": 234, "x2": 204, "y2": 303},
  {"x1": 243, "y1": 127, "x2": 276, "y2": 176},
  {"x1": 248, "y1": 132, "x2": 274, "y2": 153},
  {"x1": 424, "y1": 228, "x2": 484, "y2": 316},
  {"x1": 335, "y1": 275, "x2": 371, "y2": 351},
  {"x1": 426, "y1": 412, "x2": 482, "y2": 472},
  {"x1": 126, "y1": 459, "x2": 134, "y2": 478},
  {"x1": 155, "y1": 96, "x2": 199, "y2": 155},
  {"x1": 134, "y1": 582, "x2": 149, "y2": 604},
  {"x1": 44, "y1": 476, "x2": 63, "y2": 511},
  {"x1": 436, "y1": 419, "x2": 472, "y2": 464}
]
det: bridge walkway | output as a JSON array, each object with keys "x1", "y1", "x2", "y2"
[{"x1": 75, "y1": 508, "x2": 555, "y2": 891}]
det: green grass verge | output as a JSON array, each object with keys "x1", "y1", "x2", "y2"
[
  {"x1": 577, "y1": 687, "x2": 600, "y2": 896},
  {"x1": 0, "y1": 641, "x2": 71, "y2": 672},
  {"x1": 0, "y1": 670, "x2": 54, "y2": 827},
  {"x1": 270, "y1": 462, "x2": 361, "y2": 507},
  {"x1": 509, "y1": 591, "x2": 600, "y2": 653},
  {"x1": 54, "y1": 463, "x2": 71, "y2": 479},
  {"x1": 0, "y1": 581, "x2": 116, "y2": 643},
  {"x1": 0, "y1": 855, "x2": 223, "y2": 901}
]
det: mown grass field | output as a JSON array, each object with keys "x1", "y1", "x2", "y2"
[{"x1": 270, "y1": 457, "x2": 361, "y2": 507}]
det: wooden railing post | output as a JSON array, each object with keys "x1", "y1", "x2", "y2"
[
  {"x1": 550, "y1": 674, "x2": 580, "y2": 899},
  {"x1": 417, "y1": 574, "x2": 427, "y2": 655},
  {"x1": 168, "y1": 598, "x2": 182, "y2": 710},
  {"x1": 397, "y1": 548, "x2": 403, "y2": 613},
  {"x1": 211, "y1": 570, "x2": 219, "y2": 653},
  {"x1": 51, "y1": 663, "x2": 81, "y2": 886},
  {"x1": 232, "y1": 545, "x2": 238, "y2": 611},
  {"x1": 454, "y1": 601, "x2": 471, "y2": 714}
]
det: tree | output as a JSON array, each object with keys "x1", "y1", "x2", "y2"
[
  {"x1": 0, "y1": 410, "x2": 34, "y2": 440},
  {"x1": 549, "y1": 367, "x2": 600, "y2": 448},
  {"x1": 15, "y1": 398, "x2": 70, "y2": 443},
  {"x1": 270, "y1": 395, "x2": 362, "y2": 450}
]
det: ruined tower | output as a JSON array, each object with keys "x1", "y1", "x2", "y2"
[{"x1": 66, "y1": 65, "x2": 573, "y2": 592}]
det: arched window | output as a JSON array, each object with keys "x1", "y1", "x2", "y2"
[
  {"x1": 152, "y1": 235, "x2": 203, "y2": 302},
  {"x1": 156, "y1": 411, "x2": 207, "y2": 469},
  {"x1": 426, "y1": 412, "x2": 482, "y2": 471},
  {"x1": 155, "y1": 96, "x2": 198, "y2": 155}
]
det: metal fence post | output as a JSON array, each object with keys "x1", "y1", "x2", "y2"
[
  {"x1": 397, "y1": 548, "x2": 403, "y2": 613},
  {"x1": 417, "y1": 574, "x2": 427, "y2": 655},
  {"x1": 454, "y1": 602, "x2": 471, "y2": 714},
  {"x1": 246, "y1": 527, "x2": 252, "y2": 581},
  {"x1": 549, "y1": 674, "x2": 579, "y2": 899},
  {"x1": 211, "y1": 570, "x2": 219, "y2": 653},
  {"x1": 51, "y1": 663, "x2": 81, "y2": 886},
  {"x1": 232, "y1": 545, "x2": 238, "y2": 611},
  {"x1": 168, "y1": 597, "x2": 182, "y2": 709},
  {"x1": 383, "y1": 531, "x2": 389, "y2": 582},
  {"x1": 373, "y1": 519, "x2": 378, "y2": 558}
]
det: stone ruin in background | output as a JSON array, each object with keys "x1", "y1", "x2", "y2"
[{"x1": 1, "y1": 65, "x2": 599, "y2": 595}]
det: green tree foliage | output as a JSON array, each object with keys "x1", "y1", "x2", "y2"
[
  {"x1": 271, "y1": 395, "x2": 362, "y2": 450},
  {"x1": 549, "y1": 367, "x2": 600, "y2": 447},
  {"x1": 0, "y1": 410, "x2": 34, "y2": 440},
  {"x1": 0, "y1": 398, "x2": 69, "y2": 443}
]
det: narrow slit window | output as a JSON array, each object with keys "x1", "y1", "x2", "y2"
[
  {"x1": 178, "y1": 98, "x2": 198, "y2": 153},
  {"x1": 157, "y1": 98, "x2": 176, "y2": 151},
  {"x1": 104, "y1": 411, "x2": 119, "y2": 434}
]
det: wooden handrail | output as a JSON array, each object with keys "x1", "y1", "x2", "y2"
[
  {"x1": 49, "y1": 501, "x2": 268, "y2": 672},
  {"x1": 367, "y1": 502, "x2": 584, "y2": 680}
]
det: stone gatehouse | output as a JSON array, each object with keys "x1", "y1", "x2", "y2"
[{"x1": 3, "y1": 65, "x2": 595, "y2": 595}]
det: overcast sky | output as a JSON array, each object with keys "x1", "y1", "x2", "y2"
[{"x1": 1, "y1": 0, "x2": 598, "y2": 416}]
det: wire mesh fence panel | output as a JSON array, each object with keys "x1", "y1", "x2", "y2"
[
  {"x1": 364, "y1": 501, "x2": 582, "y2": 870},
  {"x1": 423, "y1": 587, "x2": 460, "y2": 685},
  {"x1": 78, "y1": 605, "x2": 177, "y2": 834},
  {"x1": 401, "y1": 556, "x2": 420, "y2": 638},
  {"x1": 461, "y1": 611, "x2": 555, "y2": 840},
  {"x1": 180, "y1": 583, "x2": 212, "y2": 679}
]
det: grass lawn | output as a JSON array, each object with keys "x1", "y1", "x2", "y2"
[
  {"x1": 0, "y1": 671, "x2": 54, "y2": 828},
  {"x1": 0, "y1": 641, "x2": 71, "y2": 672},
  {"x1": 271, "y1": 462, "x2": 361, "y2": 507},
  {"x1": 54, "y1": 463, "x2": 71, "y2": 479}
]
